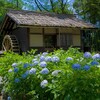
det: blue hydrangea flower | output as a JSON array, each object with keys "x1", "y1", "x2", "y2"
[
  {"x1": 8, "y1": 69, "x2": 13, "y2": 73},
  {"x1": 12, "y1": 63, "x2": 17, "y2": 67},
  {"x1": 40, "y1": 68, "x2": 49, "y2": 74},
  {"x1": 40, "y1": 56, "x2": 45, "y2": 62},
  {"x1": 34, "y1": 61, "x2": 39, "y2": 66},
  {"x1": 29, "y1": 68, "x2": 36, "y2": 74},
  {"x1": 66, "y1": 57, "x2": 73, "y2": 61},
  {"x1": 21, "y1": 71, "x2": 29, "y2": 79},
  {"x1": 91, "y1": 61, "x2": 99, "y2": 66},
  {"x1": 40, "y1": 61, "x2": 47, "y2": 67},
  {"x1": 45, "y1": 56, "x2": 52, "y2": 62},
  {"x1": 92, "y1": 54, "x2": 100, "y2": 59},
  {"x1": 84, "y1": 52, "x2": 92, "y2": 58},
  {"x1": 14, "y1": 67, "x2": 19, "y2": 73},
  {"x1": 29, "y1": 63, "x2": 34, "y2": 67},
  {"x1": 83, "y1": 65, "x2": 90, "y2": 71},
  {"x1": 40, "y1": 80, "x2": 48, "y2": 88},
  {"x1": 42, "y1": 52, "x2": 48, "y2": 56},
  {"x1": 14, "y1": 78, "x2": 20, "y2": 83},
  {"x1": 52, "y1": 56, "x2": 60, "y2": 63},
  {"x1": 52, "y1": 70, "x2": 61, "y2": 76},
  {"x1": 23, "y1": 63, "x2": 29, "y2": 68},
  {"x1": 7, "y1": 96, "x2": 11, "y2": 100},
  {"x1": 22, "y1": 74, "x2": 27, "y2": 79},
  {"x1": 72, "y1": 63, "x2": 81, "y2": 70}
]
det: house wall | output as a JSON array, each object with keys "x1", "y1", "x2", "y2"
[
  {"x1": 29, "y1": 27, "x2": 81, "y2": 48},
  {"x1": 12, "y1": 27, "x2": 29, "y2": 52},
  {"x1": 30, "y1": 34, "x2": 43, "y2": 47},
  {"x1": 60, "y1": 28, "x2": 80, "y2": 45},
  {"x1": 29, "y1": 28, "x2": 43, "y2": 47}
]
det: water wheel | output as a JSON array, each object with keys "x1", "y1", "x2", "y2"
[{"x1": 2, "y1": 35, "x2": 20, "y2": 53}]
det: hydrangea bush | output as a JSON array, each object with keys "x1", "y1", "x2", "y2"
[{"x1": 0, "y1": 48, "x2": 100, "y2": 100}]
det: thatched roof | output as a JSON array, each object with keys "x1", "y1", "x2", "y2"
[{"x1": 6, "y1": 10, "x2": 94, "y2": 28}]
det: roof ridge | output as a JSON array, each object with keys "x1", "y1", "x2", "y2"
[{"x1": 8, "y1": 9, "x2": 75, "y2": 17}]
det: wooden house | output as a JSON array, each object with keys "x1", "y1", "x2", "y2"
[{"x1": 0, "y1": 10, "x2": 95, "y2": 53}]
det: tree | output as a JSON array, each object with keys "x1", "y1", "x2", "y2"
[
  {"x1": 73, "y1": 0, "x2": 100, "y2": 25},
  {"x1": 22, "y1": 0, "x2": 73, "y2": 14},
  {"x1": 37, "y1": 0, "x2": 73, "y2": 14},
  {"x1": 0, "y1": 0, "x2": 23, "y2": 24},
  {"x1": 73, "y1": 0, "x2": 100, "y2": 51}
]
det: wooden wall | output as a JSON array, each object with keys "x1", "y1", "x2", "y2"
[
  {"x1": 11, "y1": 27, "x2": 81, "y2": 52},
  {"x1": 29, "y1": 27, "x2": 81, "y2": 48},
  {"x1": 12, "y1": 27, "x2": 29, "y2": 52}
]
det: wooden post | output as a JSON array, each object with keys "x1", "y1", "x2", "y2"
[
  {"x1": 80, "y1": 30, "x2": 84, "y2": 52},
  {"x1": 58, "y1": 28, "x2": 61, "y2": 47}
]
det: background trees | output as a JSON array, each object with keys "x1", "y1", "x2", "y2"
[
  {"x1": 73, "y1": 0, "x2": 100, "y2": 25},
  {"x1": 0, "y1": 0, "x2": 23, "y2": 24},
  {"x1": 73, "y1": 0, "x2": 100, "y2": 51},
  {"x1": 22, "y1": 0, "x2": 73, "y2": 14}
]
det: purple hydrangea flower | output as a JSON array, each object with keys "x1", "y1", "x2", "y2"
[
  {"x1": 23, "y1": 63, "x2": 29, "y2": 68},
  {"x1": 83, "y1": 65, "x2": 90, "y2": 71},
  {"x1": 29, "y1": 68, "x2": 36, "y2": 74},
  {"x1": 92, "y1": 54, "x2": 100, "y2": 59},
  {"x1": 84, "y1": 52, "x2": 92, "y2": 58},
  {"x1": 40, "y1": 61, "x2": 47, "y2": 67},
  {"x1": 14, "y1": 67, "x2": 19, "y2": 73},
  {"x1": 40, "y1": 56, "x2": 45, "y2": 62},
  {"x1": 52, "y1": 56, "x2": 60, "y2": 63},
  {"x1": 14, "y1": 78, "x2": 20, "y2": 83},
  {"x1": 72, "y1": 63, "x2": 81, "y2": 70},
  {"x1": 12, "y1": 63, "x2": 17, "y2": 67},
  {"x1": 91, "y1": 61, "x2": 99, "y2": 66},
  {"x1": 40, "y1": 68, "x2": 49, "y2": 74},
  {"x1": 7, "y1": 96, "x2": 11, "y2": 100},
  {"x1": 66, "y1": 57, "x2": 73, "y2": 61},
  {"x1": 52, "y1": 70, "x2": 61, "y2": 76},
  {"x1": 40, "y1": 80, "x2": 48, "y2": 88},
  {"x1": 34, "y1": 61, "x2": 39, "y2": 66},
  {"x1": 45, "y1": 56, "x2": 52, "y2": 62}
]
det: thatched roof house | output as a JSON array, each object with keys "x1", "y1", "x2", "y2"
[
  {"x1": 3, "y1": 10, "x2": 94, "y2": 28},
  {"x1": 0, "y1": 10, "x2": 95, "y2": 53}
]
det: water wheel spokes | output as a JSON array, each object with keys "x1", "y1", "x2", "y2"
[{"x1": 2, "y1": 35, "x2": 20, "y2": 53}]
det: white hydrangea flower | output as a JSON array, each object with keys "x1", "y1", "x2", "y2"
[
  {"x1": 40, "y1": 80, "x2": 48, "y2": 88},
  {"x1": 52, "y1": 70, "x2": 61, "y2": 76},
  {"x1": 12, "y1": 63, "x2": 17, "y2": 67}
]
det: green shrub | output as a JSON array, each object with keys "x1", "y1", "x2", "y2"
[{"x1": 0, "y1": 48, "x2": 100, "y2": 100}]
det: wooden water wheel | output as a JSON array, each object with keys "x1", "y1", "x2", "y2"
[{"x1": 2, "y1": 35, "x2": 20, "y2": 53}]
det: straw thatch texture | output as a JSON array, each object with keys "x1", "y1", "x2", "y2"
[{"x1": 7, "y1": 10, "x2": 94, "y2": 28}]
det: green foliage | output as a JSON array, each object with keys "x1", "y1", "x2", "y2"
[
  {"x1": 0, "y1": 48, "x2": 100, "y2": 100},
  {"x1": 73, "y1": 0, "x2": 100, "y2": 24},
  {"x1": 0, "y1": 0, "x2": 23, "y2": 24}
]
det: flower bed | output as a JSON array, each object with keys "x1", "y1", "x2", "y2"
[{"x1": 0, "y1": 48, "x2": 100, "y2": 100}]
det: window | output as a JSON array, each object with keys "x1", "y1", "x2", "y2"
[
  {"x1": 44, "y1": 35, "x2": 56, "y2": 48},
  {"x1": 57, "y1": 34, "x2": 73, "y2": 47}
]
